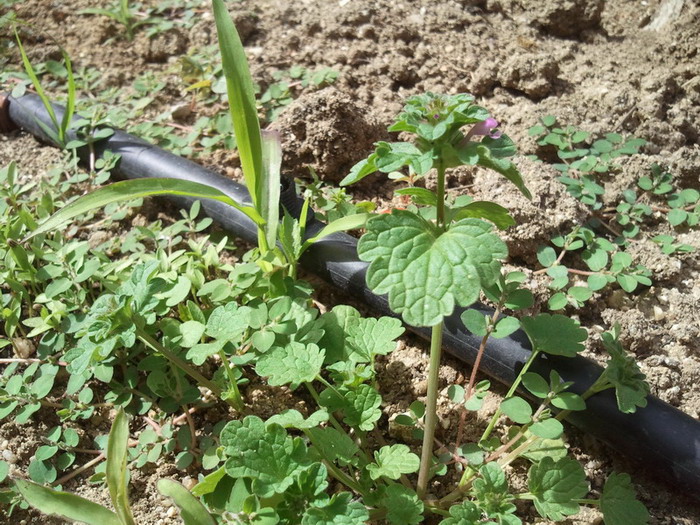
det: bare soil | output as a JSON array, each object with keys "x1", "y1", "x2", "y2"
[{"x1": 1, "y1": 0, "x2": 699, "y2": 523}]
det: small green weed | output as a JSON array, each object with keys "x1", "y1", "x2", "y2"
[{"x1": 528, "y1": 117, "x2": 697, "y2": 311}]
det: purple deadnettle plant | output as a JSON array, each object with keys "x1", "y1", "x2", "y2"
[{"x1": 341, "y1": 92, "x2": 530, "y2": 496}]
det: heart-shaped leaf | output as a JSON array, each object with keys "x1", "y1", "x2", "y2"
[{"x1": 358, "y1": 210, "x2": 507, "y2": 326}]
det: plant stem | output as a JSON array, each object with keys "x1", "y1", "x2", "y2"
[
  {"x1": 454, "y1": 306, "x2": 501, "y2": 453},
  {"x1": 302, "y1": 429, "x2": 366, "y2": 497},
  {"x1": 416, "y1": 322, "x2": 444, "y2": 498},
  {"x1": 51, "y1": 453, "x2": 104, "y2": 486},
  {"x1": 218, "y1": 349, "x2": 244, "y2": 410},
  {"x1": 479, "y1": 349, "x2": 540, "y2": 444},
  {"x1": 436, "y1": 162, "x2": 446, "y2": 228},
  {"x1": 304, "y1": 381, "x2": 344, "y2": 432},
  {"x1": 136, "y1": 328, "x2": 224, "y2": 401}
]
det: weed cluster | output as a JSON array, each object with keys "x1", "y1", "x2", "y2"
[{"x1": 2, "y1": 1, "x2": 680, "y2": 524}]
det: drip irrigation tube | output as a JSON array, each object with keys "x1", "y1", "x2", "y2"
[{"x1": 3, "y1": 92, "x2": 700, "y2": 497}]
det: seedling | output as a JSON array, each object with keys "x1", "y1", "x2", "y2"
[
  {"x1": 79, "y1": 0, "x2": 152, "y2": 42},
  {"x1": 14, "y1": 409, "x2": 215, "y2": 525},
  {"x1": 528, "y1": 115, "x2": 645, "y2": 209},
  {"x1": 14, "y1": 30, "x2": 75, "y2": 148}
]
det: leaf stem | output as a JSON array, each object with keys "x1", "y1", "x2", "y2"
[
  {"x1": 217, "y1": 349, "x2": 244, "y2": 411},
  {"x1": 436, "y1": 161, "x2": 446, "y2": 228},
  {"x1": 136, "y1": 328, "x2": 223, "y2": 401},
  {"x1": 479, "y1": 349, "x2": 540, "y2": 445},
  {"x1": 454, "y1": 306, "x2": 501, "y2": 453},
  {"x1": 51, "y1": 453, "x2": 104, "y2": 486},
  {"x1": 302, "y1": 429, "x2": 366, "y2": 497},
  {"x1": 417, "y1": 322, "x2": 444, "y2": 498}
]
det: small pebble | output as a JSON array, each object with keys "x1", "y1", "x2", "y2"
[
  {"x1": 2, "y1": 450, "x2": 17, "y2": 464},
  {"x1": 181, "y1": 476, "x2": 196, "y2": 490},
  {"x1": 413, "y1": 380, "x2": 428, "y2": 396},
  {"x1": 13, "y1": 338, "x2": 35, "y2": 359},
  {"x1": 170, "y1": 103, "x2": 192, "y2": 122},
  {"x1": 653, "y1": 305, "x2": 665, "y2": 321}
]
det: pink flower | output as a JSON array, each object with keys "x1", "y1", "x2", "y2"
[{"x1": 465, "y1": 117, "x2": 502, "y2": 141}]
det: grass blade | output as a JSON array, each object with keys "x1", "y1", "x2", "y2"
[
  {"x1": 157, "y1": 479, "x2": 216, "y2": 525},
  {"x1": 59, "y1": 46, "x2": 76, "y2": 144},
  {"x1": 212, "y1": 0, "x2": 263, "y2": 209},
  {"x1": 15, "y1": 28, "x2": 62, "y2": 146},
  {"x1": 23, "y1": 177, "x2": 265, "y2": 242},
  {"x1": 261, "y1": 130, "x2": 282, "y2": 250},
  {"x1": 15, "y1": 479, "x2": 121, "y2": 525},
  {"x1": 106, "y1": 409, "x2": 136, "y2": 525},
  {"x1": 303, "y1": 213, "x2": 370, "y2": 250}
]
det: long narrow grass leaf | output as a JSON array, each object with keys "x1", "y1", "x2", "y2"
[
  {"x1": 23, "y1": 178, "x2": 265, "y2": 242},
  {"x1": 34, "y1": 117, "x2": 62, "y2": 146},
  {"x1": 303, "y1": 213, "x2": 370, "y2": 250},
  {"x1": 212, "y1": 0, "x2": 263, "y2": 208},
  {"x1": 106, "y1": 409, "x2": 135, "y2": 525},
  {"x1": 299, "y1": 197, "x2": 310, "y2": 239},
  {"x1": 261, "y1": 130, "x2": 282, "y2": 250},
  {"x1": 157, "y1": 479, "x2": 216, "y2": 525},
  {"x1": 15, "y1": 28, "x2": 62, "y2": 146},
  {"x1": 59, "y1": 46, "x2": 75, "y2": 144},
  {"x1": 15, "y1": 479, "x2": 121, "y2": 525}
]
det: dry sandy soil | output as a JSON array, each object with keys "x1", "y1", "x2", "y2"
[{"x1": 1, "y1": 0, "x2": 699, "y2": 523}]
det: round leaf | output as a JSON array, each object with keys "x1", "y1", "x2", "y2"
[
  {"x1": 537, "y1": 246, "x2": 557, "y2": 267},
  {"x1": 501, "y1": 396, "x2": 532, "y2": 424},
  {"x1": 530, "y1": 418, "x2": 564, "y2": 439},
  {"x1": 522, "y1": 373, "x2": 550, "y2": 399},
  {"x1": 552, "y1": 392, "x2": 586, "y2": 411}
]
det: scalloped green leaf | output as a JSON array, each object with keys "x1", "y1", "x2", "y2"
[
  {"x1": 439, "y1": 501, "x2": 481, "y2": 524},
  {"x1": 307, "y1": 427, "x2": 360, "y2": 467},
  {"x1": 600, "y1": 330, "x2": 650, "y2": 414},
  {"x1": 319, "y1": 384, "x2": 382, "y2": 431},
  {"x1": 358, "y1": 211, "x2": 507, "y2": 327},
  {"x1": 520, "y1": 314, "x2": 587, "y2": 356},
  {"x1": 600, "y1": 472, "x2": 649, "y2": 525},
  {"x1": 267, "y1": 409, "x2": 329, "y2": 430},
  {"x1": 367, "y1": 445, "x2": 420, "y2": 480},
  {"x1": 255, "y1": 342, "x2": 325, "y2": 390},
  {"x1": 221, "y1": 416, "x2": 309, "y2": 498},
  {"x1": 528, "y1": 457, "x2": 589, "y2": 521},
  {"x1": 302, "y1": 492, "x2": 369, "y2": 525},
  {"x1": 346, "y1": 316, "x2": 405, "y2": 362},
  {"x1": 383, "y1": 485, "x2": 424, "y2": 525}
]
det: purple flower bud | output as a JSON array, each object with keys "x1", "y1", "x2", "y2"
[{"x1": 465, "y1": 117, "x2": 502, "y2": 141}]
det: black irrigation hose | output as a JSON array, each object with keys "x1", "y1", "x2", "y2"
[{"x1": 4, "y1": 93, "x2": 700, "y2": 498}]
